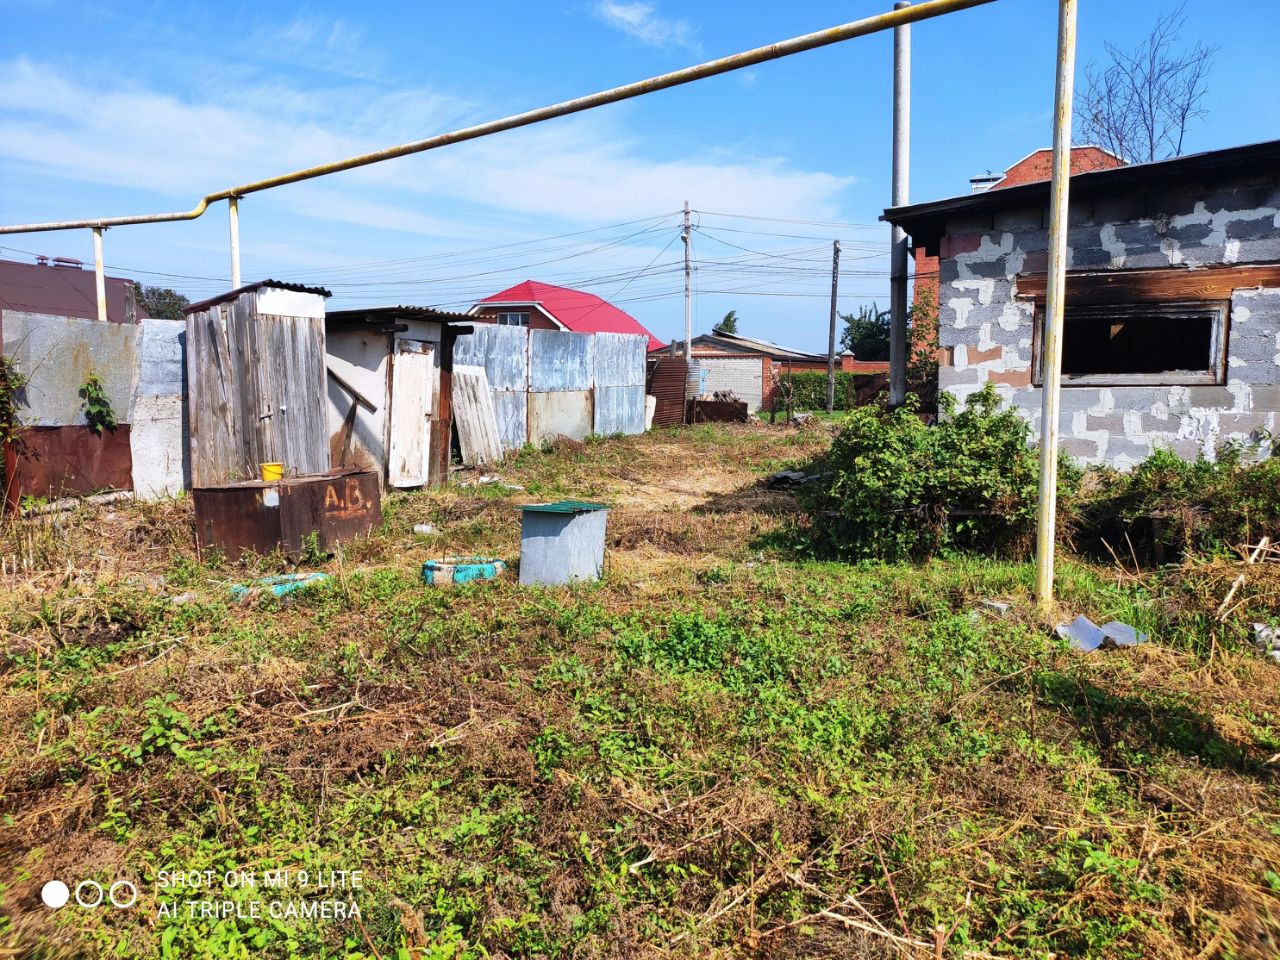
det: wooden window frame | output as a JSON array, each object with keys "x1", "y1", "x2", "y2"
[
  {"x1": 1015, "y1": 264, "x2": 1280, "y2": 388},
  {"x1": 1029, "y1": 299, "x2": 1229, "y2": 387}
]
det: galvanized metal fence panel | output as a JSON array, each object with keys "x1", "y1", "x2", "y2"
[
  {"x1": 593, "y1": 332, "x2": 648, "y2": 388},
  {"x1": 529, "y1": 329, "x2": 593, "y2": 392},
  {"x1": 491, "y1": 391, "x2": 528, "y2": 450},
  {"x1": 453, "y1": 323, "x2": 527, "y2": 391},
  {"x1": 452, "y1": 325, "x2": 647, "y2": 451},
  {"x1": 594, "y1": 384, "x2": 646, "y2": 435},
  {"x1": 529, "y1": 390, "x2": 593, "y2": 444}
]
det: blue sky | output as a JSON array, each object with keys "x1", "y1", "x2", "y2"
[{"x1": 1, "y1": 0, "x2": 1276, "y2": 351}]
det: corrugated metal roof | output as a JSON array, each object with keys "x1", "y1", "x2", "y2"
[
  {"x1": 884, "y1": 137, "x2": 1280, "y2": 248},
  {"x1": 681, "y1": 331, "x2": 824, "y2": 361},
  {"x1": 326, "y1": 305, "x2": 476, "y2": 325},
  {"x1": 0, "y1": 257, "x2": 144, "y2": 324},
  {"x1": 476, "y1": 279, "x2": 663, "y2": 351},
  {"x1": 184, "y1": 279, "x2": 332, "y2": 315}
]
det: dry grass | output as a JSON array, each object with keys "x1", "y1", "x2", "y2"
[{"x1": 1, "y1": 421, "x2": 1279, "y2": 959}]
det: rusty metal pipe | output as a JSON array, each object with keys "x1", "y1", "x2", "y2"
[
  {"x1": 0, "y1": 0, "x2": 997, "y2": 237},
  {"x1": 1034, "y1": 0, "x2": 1078, "y2": 609}
]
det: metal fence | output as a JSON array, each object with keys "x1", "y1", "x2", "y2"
[{"x1": 452, "y1": 326, "x2": 649, "y2": 452}]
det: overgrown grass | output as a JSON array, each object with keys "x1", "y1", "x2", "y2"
[{"x1": 1, "y1": 424, "x2": 1279, "y2": 959}]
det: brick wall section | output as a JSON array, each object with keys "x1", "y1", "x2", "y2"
[
  {"x1": 991, "y1": 146, "x2": 1126, "y2": 189},
  {"x1": 934, "y1": 169, "x2": 1280, "y2": 467}
]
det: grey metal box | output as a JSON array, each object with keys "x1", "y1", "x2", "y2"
[{"x1": 519, "y1": 501, "x2": 609, "y2": 586}]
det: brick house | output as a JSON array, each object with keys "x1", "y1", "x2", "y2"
[
  {"x1": 913, "y1": 147, "x2": 1128, "y2": 334},
  {"x1": 662, "y1": 331, "x2": 888, "y2": 412},
  {"x1": 885, "y1": 138, "x2": 1280, "y2": 468},
  {"x1": 469, "y1": 279, "x2": 662, "y2": 351}
]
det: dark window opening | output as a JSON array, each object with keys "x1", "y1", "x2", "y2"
[{"x1": 1035, "y1": 300, "x2": 1227, "y2": 386}]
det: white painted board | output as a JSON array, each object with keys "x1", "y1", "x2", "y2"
[{"x1": 452, "y1": 364, "x2": 504, "y2": 465}]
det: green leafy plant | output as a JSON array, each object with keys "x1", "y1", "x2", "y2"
[
  {"x1": 1074, "y1": 442, "x2": 1280, "y2": 560},
  {"x1": 0, "y1": 354, "x2": 28, "y2": 471},
  {"x1": 802, "y1": 384, "x2": 1075, "y2": 561},
  {"x1": 79, "y1": 373, "x2": 118, "y2": 435}
]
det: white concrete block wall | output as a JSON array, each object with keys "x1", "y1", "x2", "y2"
[{"x1": 699, "y1": 357, "x2": 764, "y2": 411}]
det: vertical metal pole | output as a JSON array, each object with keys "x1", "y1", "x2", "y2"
[
  {"x1": 92, "y1": 227, "x2": 106, "y2": 323},
  {"x1": 682, "y1": 200, "x2": 692, "y2": 362},
  {"x1": 228, "y1": 197, "x2": 241, "y2": 289},
  {"x1": 826, "y1": 239, "x2": 841, "y2": 412},
  {"x1": 888, "y1": 0, "x2": 911, "y2": 407},
  {"x1": 1034, "y1": 0, "x2": 1078, "y2": 610}
]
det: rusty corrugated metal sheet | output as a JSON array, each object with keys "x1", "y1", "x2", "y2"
[
  {"x1": 646, "y1": 357, "x2": 687, "y2": 426},
  {"x1": 0, "y1": 258, "x2": 141, "y2": 323},
  {"x1": 193, "y1": 468, "x2": 381, "y2": 560},
  {"x1": 5, "y1": 426, "x2": 133, "y2": 505}
]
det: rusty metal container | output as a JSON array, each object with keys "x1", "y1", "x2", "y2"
[{"x1": 193, "y1": 467, "x2": 381, "y2": 560}]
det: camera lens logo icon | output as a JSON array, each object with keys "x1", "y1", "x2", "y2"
[
  {"x1": 41, "y1": 881, "x2": 69, "y2": 909},
  {"x1": 42, "y1": 879, "x2": 136, "y2": 909}
]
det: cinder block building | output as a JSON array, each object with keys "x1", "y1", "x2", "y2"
[{"x1": 885, "y1": 139, "x2": 1280, "y2": 468}]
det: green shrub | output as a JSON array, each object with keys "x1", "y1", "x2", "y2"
[
  {"x1": 802, "y1": 385, "x2": 1072, "y2": 561},
  {"x1": 1075, "y1": 442, "x2": 1280, "y2": 560},
  {"x1": 777, "y1": 371, "x2": 884, "y2": 411}
]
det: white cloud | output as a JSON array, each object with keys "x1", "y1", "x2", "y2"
[
  {"x1": 591, "y1": 1, "x2": 700, "y2": 53},
  {"x1": 244, "y1": 14, "x2": 385, "y2": 80},
  {"x1": 0, "y1": 58, "x2": 851, "y2": 236}
]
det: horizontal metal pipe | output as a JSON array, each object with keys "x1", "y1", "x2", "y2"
[{"x1": 0, "y1": 0, "x2": 996, "y2": 236}]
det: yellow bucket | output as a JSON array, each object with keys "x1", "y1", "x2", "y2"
[{"x1": 260, "y1": 462, "x2": 284, "y2": 482}]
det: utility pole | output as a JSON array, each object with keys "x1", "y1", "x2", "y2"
[
  {"x1": 682, "y1": 201, "x2": 692, "y2": 362},
  {"x1": 825, "y1": 240, "x2": 841, "y2": 413},
  {"x1": 1034, "y1": 0, "x2": 1078, "y2": 610},
  {"x1": 888, "y1": 0, "x2": 911, "y2": 407}
]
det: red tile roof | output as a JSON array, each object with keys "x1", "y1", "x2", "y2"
[{"x1": 477, "y1": 280, "x2": 662, "y2": 351}]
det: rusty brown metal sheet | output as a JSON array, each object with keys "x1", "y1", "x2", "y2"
[
  {"x1": 5, "y1": 426, "x2": 133, "y2": 505},
  {"x1": 0, "y1": 259, "x2": 140, "y2": 323},
  {"x1": 646, "y1": 357, "x2": 687, "y2": 426},
  {"x1": 193, "y1": 468, "x2": 381, "y2": 560},
  {"x1": 687, "y1": 399, "x2": 749, "y2": 423}
]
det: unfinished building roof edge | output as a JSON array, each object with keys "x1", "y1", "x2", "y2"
[
  {"x1": 883, "y1": 138, "x2": 1280, "y2": 245},
  {"x1": 183, "y1": 279, "x2": 333, "y2": 315}
]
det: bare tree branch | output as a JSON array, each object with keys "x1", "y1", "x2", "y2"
[{"x1": 1074, "y1": 3, "x2": 1216, "y2": 163}]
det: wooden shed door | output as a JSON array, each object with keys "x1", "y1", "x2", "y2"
[{"x1": 388, "y1": 340, "x2": 434, "y2": 487}]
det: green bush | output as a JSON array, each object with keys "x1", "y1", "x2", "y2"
[
  {"x1": 802, "y1": 385, "x2": 1073, "y2": 561},
  {"x1": 1074, "y1": 442, "x2": 1280, "y2": 560},
  {"x1": 778, "y1": 371, "x2": 884, "y2": 411}
]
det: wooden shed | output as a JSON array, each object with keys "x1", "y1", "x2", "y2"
[
  {"x1": 324, "y1": 306, "x2": 473, "y2": 488},
  {"x1": 184, "y1": 281, "x2": 332, "y2": 486}
]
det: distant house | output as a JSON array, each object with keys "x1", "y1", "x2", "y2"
[
  {"x1": 663, "y1": 331, "x2": 888, "y2": 412},
  {"x1": 0, "y1": 257, "x2": 186, "y2": 504},
  {"x1": 884, "y1": 138, "x2": 1280, "y2": 468},
  {"x1": 469, "y1": 280, "x2": 663, "y2": 352}
]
